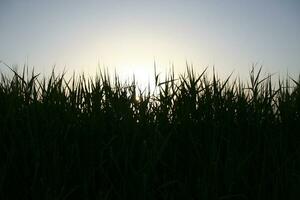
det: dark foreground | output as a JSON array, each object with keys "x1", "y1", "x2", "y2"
[{"x1": 0, "y1": 67, "x2": 300, "y2": 199}]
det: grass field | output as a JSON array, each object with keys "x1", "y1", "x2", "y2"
[{"x1": 0, "y1": 64, "x2": 299, "y2": 199}]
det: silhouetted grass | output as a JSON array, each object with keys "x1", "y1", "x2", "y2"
[{"x1": 0, "y1": 64, "x2": 299, "y2": 199}]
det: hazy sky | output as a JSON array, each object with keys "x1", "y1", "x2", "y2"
[{"x1": 0, "y1": 0, "x2": 299, "y2": 84}]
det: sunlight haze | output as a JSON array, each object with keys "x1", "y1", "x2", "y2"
[{"x1": 0, "y1": 0, "x2": 299, "y2": 85}]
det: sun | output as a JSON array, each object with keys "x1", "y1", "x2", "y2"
[{"x1": 117, "y1": 63, "x2": 155, "y2": 91}]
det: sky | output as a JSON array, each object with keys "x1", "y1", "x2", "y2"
[{"x1": 0, "y1": 0, "x2": 299, "y2": 86}]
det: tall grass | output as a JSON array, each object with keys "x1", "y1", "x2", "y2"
[{"x1": 0, "y1": 64, "x2": 299, "y2": 199}]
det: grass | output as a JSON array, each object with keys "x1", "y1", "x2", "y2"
[{"x1": 0, "y1": 63, "x2": 299, "y2": 199}]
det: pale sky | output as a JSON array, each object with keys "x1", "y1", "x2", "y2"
[{"x1": 0, "y1": 0, "x2": 299, "y2": 85}]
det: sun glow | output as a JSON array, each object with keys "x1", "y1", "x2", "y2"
[{"x1": 115, "y1": 62, "x2": 155, "y2": 91}]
